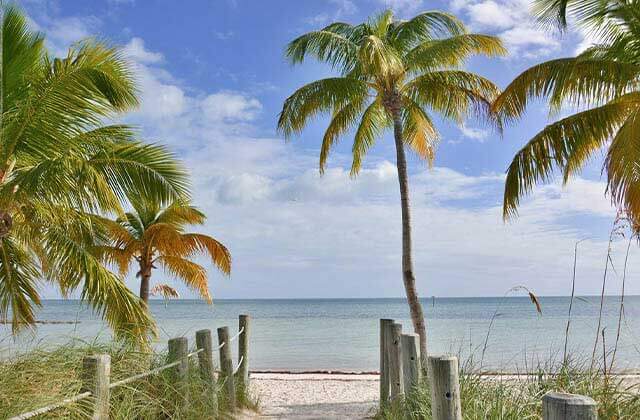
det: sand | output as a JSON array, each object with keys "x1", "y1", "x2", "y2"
[{"x1": 245, "y1": 373, "x2": 379, "y2": 419}]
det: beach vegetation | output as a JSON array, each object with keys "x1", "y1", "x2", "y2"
[
  {"x1": 492, "y1": 0, "x2": 640, "y2": 228},
  {"x1": 0, "y1": 4, "x2": 189, "y2": 343},
  {"x1": 92, "y1": 199, "x2": 231, "y2": 305},
  {"x1": 278, "y1": 8, "x2": 505, "y2": 364}
]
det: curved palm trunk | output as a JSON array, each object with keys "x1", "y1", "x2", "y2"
[
  {"x1": 391, "y1": 108, "x2": 428, "y2": 369},
  {"x1": 139, "y1": 259, "x2": 152, "y2": 305}
]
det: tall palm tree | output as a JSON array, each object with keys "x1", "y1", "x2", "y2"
[
  {"x1": 278, "y1": 10, "x2": 505, "y2": 362},
  {"x1": 94, "y1": 199, "x2": 231, "y2": 304},
  {"x1": 0, "y1": 5, "x2": 189, "y2": 341},
  {"x1": 492, "y1": 0, "x2": 640, "y2": 227}
]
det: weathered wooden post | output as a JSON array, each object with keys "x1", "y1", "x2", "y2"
[
  {"x1": 428, "y1": 355, "x2": 462, "y2": 420},
  {"x1": 401, "y1": 333, "x2": 421, "y2": 395},
  {"x1": 217, "y1": 326, "x2": 236, "y2": 410},
  {"x1": 236, "y1": 315, "x2": 250, "y2": 395},
  {"x1": 196, "y1": 329, "x2": 218, "y2": 416},
  {"x1": 380, "y1": 318, "x2": 394, "y2": 404},
  {"x1": 167, "y1": 337, "x2": 189, "y2": 384},
  {"x1": 81, "y1": 354, "x2": 110, "y2": 420},
  {"x1": 388, "y1": 322, "x2": 404, "y2": 401},
  {"x1": 542, "y1": 392, "x2": 597, "y2": 420}
]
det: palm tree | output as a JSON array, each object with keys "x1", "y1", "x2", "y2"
[
  {"x1": 94, "y1": 199, "x2": 231, "y2": 304},
  {"x1": 492, "y1": 0, "x2": 640, "y2": 226},
  {"x1": 0, "y1": 5, "x2": 189, "y2": 341},
  {"x1": 278, "y1": 10, "x2": 505, "y2": 362}
]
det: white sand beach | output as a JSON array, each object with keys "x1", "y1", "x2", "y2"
[{"x1": 245, "y1": 373, "x2": 379, "y2": 419}]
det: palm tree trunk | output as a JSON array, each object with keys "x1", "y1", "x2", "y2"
[
  {"x1": 139, "y1": 260, "x2": 151, "y2": 304},
  {"x1": 391, "y1": 108, "x2": 428, "y2": 369}
]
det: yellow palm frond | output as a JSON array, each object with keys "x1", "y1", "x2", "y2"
[
  {"x1": 142, "y1": 222, "x2": 185, "y2": 255},
  {"x1": 159, "y1": 256, "x2": 210, "y2": 303},
  {"x1": 180, "y1": 233, "x2": 231, "y2": 275},
  {"x1": 403, "y1": 100, "x2": 439, "y2": 165}
]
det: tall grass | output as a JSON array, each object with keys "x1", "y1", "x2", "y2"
[
  {"x1": 0, "y1": 339, "x2": 256, "y2": 419},
  {"x1": 377, "y1": 358, "x2": 640, "y2": 419}
]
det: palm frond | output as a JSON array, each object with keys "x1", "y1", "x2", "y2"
[
  {"x1": 350, "y1": 99, "x2": 390, "y2": 176},
  {"x1": 180, "y1": 233, "x2": 231, "y2": 275},
  {"x1": 0, "y1": 238, "x2": 41, "y2": 332},
  {"x1": 492, "y1": 58, "x2": 640, "y2": 122},
  {"x1": 159, "y1": 256, "x2": 211, "y2": 303},
  {"x1": 402, "y1": 100, "x2": 439, "y2": 164},
  {"x1": 503, "y1": 96, "x2": 637, "y2": 219},
  {"x1": 278, "y1": 77, "x2": 369, "y2": 138},
  {"x1": 389, "y1": 11, "x2": 466, "y2": 53},
  {"x1": 406, "y1": 70, "x2": 502, "y2": 127},
  {"x1": 405, "y1": 34, "x2": 506, "y2": 72},
  {"x1": 320, "y1": 98, "x2": 368, "y2": 173}
]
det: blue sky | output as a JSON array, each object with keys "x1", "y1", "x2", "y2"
[{"x1": 21, "y1": 0, "x2": 637, "y2": 299}]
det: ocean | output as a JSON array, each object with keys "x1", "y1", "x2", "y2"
[{"x1": 2, "y1": 297, "x2": 639, "y2": 372}]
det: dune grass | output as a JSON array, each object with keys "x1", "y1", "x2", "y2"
[
  {"x1": 376, "y1": 358, "x2": 640, "y2": 420},
  {"x1": 0, "y1": 340, "x2": 256, "y2": 419}
]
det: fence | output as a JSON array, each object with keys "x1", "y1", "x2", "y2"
[
  {"x1": 9, "y1": 314, "x2": 251, "y2": 420},
  {"x1": 379, "y1": 319, "x2": 598, "y2": 420}
]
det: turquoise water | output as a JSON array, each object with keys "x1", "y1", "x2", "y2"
[{"x1": 2, "y1": 297, "x2": 639, "y2": 371}]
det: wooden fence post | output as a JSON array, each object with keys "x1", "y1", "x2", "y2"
[
  {"x1": 428, "y1": 355, "x2": 462, "y2": 420},
  {"x1": 81, "y1": 354, "x2": 110, "y2": 420},
  {"x1": 237, "y1": 315, "x2": 250, "y2": 395},
  {"x1": 218, "y1": 326, "x2": 236, "y2": 410},
  {"x1": 167, "y1": 337, "x2": 189, "y2": 385},
  {"x1": 196, "y1": 329, "x2": 218, "y2": 416},
  {"x1": 388, "y1": 322, "x2": 404, "y2": 401},
  {"x1": 542, "y1": 392, "x2": 597, "y2": 420},
  {"x1": 401, "y1": 333, "x2": 421, "y2": 395},
  {"x1": 380, "y1": 318, "x2": 393, "y2": 404}
]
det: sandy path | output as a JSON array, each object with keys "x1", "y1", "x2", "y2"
[{"x1": 246, "y1": 373, "x2": 379, "y2": 419}]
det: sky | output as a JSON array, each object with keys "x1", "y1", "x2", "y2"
[{"x1": 19, "y1": 0, "x2": 639, "y2": 299}]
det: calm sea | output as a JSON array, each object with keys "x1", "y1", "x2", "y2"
[{"x1": 2, "y1": 297, "x2": 639, "y2": 371}]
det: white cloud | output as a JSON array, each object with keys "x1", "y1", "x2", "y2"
[
  {"x1": 123, "y1": 38, "x2": 164, "y2": 64},
  {"x1": 305, "y1": 0, "x2": 358, "y2": 26},
  {"x1": 459, "y1": 125, "x2": 491, "y2": 142},
  {"x1": 450, "y1": 0, "x2": 560, "y2": 58},
  {"x1": 98, "y1": 36, "x2": 630, "y2": 299},
  {"x1": 22, "y1": 7, "x2": 634, "y2": 299},
  {"x1": 379, "y1": 0, "x2": 424, "y2": 15},
  {"x1": 466, "y1": 1, "x2": 514, "y2": 29},
  {"x1": 201, "y1": 92, "x2": 262, "y2": 123}
]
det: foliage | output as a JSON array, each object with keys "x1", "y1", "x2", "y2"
[
  {"x1": 0, "y1": 340, "x2": 255, "y2": 419},
  {"x1": 377, "y1": 360, "x2": 640, "y2": 419},
  {"x1": 0, "y1": 5, "x2": 189, "y2": 342},
  {"x1": 93, "y1": 199, "x2": 231, "y2": 303},
  {"x1": 493, "y1": 0, "x2": 640, "y2": 229},
  {"x1": 278, "y1": 9, "x2": 505, "y2": 175}
]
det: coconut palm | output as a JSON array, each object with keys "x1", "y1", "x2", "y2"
[
  {"x1": 278, "y1": 10, "x2": 505, "y2": 361},
  {"x1": 94, "y1": 199, "x2": 231, "y2": 304},
  {"x1": 0, "y1": 5, "x2": 189, "y2": 341},
  {"x1": 492, "y1": 0, "x2": 640, "y2": 228}
]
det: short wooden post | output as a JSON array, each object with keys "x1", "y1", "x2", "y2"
[
  {"x1": 428, "y1": 355, "x2": 462, "y2": 420},
  {"x1": 167, "y1": 337, "x2": 189, "y2": 384},
  {"x1": 196, "y1": 329, "x2": 218, "y2": 416},
  {"x1": 236, "y1": 315, "x2": 250, "y2": 394},
  {"x1": 542, "y1": 392, "x2": 597, "y2": 420},
  {"x1": 401, "y1": 333, "x2": 421, "y2": 395},
  {"x1": 81, "y1": 354, "x2": 110, "y2": 420},
  {"x1": 218, "y1": 326, "x2": 236, "y2": 410},
  {"x1": 380, "y1": 318, "x2": 393, "y2": 404},
  {"x1": 388, "y1": 322, "x2": 404, "y2": 401}
]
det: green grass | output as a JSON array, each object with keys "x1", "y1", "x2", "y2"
[
  {"x1": 0, "y1": 340, "x2": 257, "y2": 419},
  {"x1": 376, "y1": 360, "x2": 640, "y2": 419}
]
